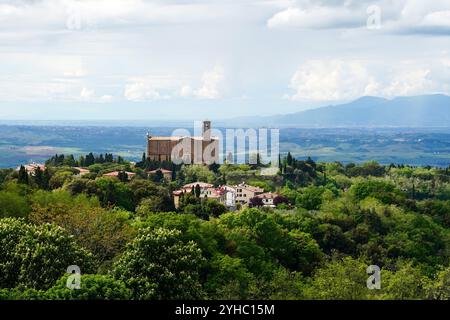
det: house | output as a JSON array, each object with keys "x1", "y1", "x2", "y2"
[
  {"x1": 172, "y1": 190, "x2": 185, "y2": 208},
  {"x1": 181, "y1": 182, "x2": 214, "y2": 193},
  {"x1": 220, "y1": 185, "x2": 237, "y2": 209},
  {"x1": 103, "y1": 171, "x2": 136, "y2": 180},
  {"x1": 172, "y1": 181, "x2": 214, "y2": 208},
  {"x1": 148, "y1": 168, "x2": 172, "y2": 181},
  {"x1": 73, "y1": 167, "x2": 90, "y2": 177},
  {"x1": 172, "y1": 182, "x2": 234, "y2": 209},
  {"x1": 16, "y1": 163, "x2": 46, "y2": 176},
  {"x1": 233, "y1": 182, "x2": 264, "y2": 205},
  {"x1": 255, "y1": 192, "x2": 280, "y2": 208}
]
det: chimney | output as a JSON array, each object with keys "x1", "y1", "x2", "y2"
[{"x1": 202, "y1": 120, "x2": 211, "y2": 141}]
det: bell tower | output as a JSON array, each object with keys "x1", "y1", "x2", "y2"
[{"x1": 202, "y1": 120, "x2": 211, "y2": 141}]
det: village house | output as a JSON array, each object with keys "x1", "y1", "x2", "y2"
[
  {"x1": 148, "y1": 168, "x2": 172, "y2": 181},
  {"x1": 172, "y1": 181, "x2": 214, "y2": 208},
  {"x1": 234, "y1": 182, "x2": 264, "y2": 205},
  {"x1": 16, "y1": 163, "x2": 46, "y2": 176},
  {"x1": 73, "y1": 167, "x2": 90, "y2": 177},
  {"x1": 255, "y1": 192, "x2": 279, "y2": 208},
  {"x1": 103, "y1": 171, "x2": 136, "y2": 180}
]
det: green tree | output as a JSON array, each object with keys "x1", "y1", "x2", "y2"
[
  {"x1": 112, "y1": 227, "x2": 206, "y2": 300},
  {"x1": 296, "y1": 186, "x2": 325, "y2": 210},
  {"x1": 94, "y1": 177, "x2": 134, "y2": 211},
  {"x1": 151, "y1": 169, "x2": 164, "y2": 183},
  {"x1": 304, "y1": 256, "x2": 369, "y2": 300},
  {"x1": 181, "y1": 197, "x2": 227, "y2": 220},
  {"x1": 194, "y1": 184, "x2": 201, "y2": 198},
  {"x1": 29, "y1": 191, "x2": 133, "y2": 264},
  {"x1": 128, "y1": 179, "x2": 173, "y2": 210},
  {"x1": 0, "y1": 218, "x2": 95, "y2": 290},
  {"x1": 376, "y1": 262, "x2": 430, "y2": 300},
  {"x1": 136, "y1": 195, "x2": 176, "y2": 215},
  {"x1": 117, "y1": 171, "x2": 128, "y2": 183},
  {"x1": 350, "y1": 179, "x2": 404, "y2": 204},
  {"x1": 33, "y1": 166, "x2": 44, "y2": 188},
  {"x1": 17, "y1": 165, "x2": 29, "y2": 185},
  {"x1": 45, "y1": 274, "x2": 131, "y2": 300},
  {"x1": 426, "y1": 267, "x2": 450, "y2": 300},
  {"x1": 181, "y1": 165, "x2": 215, "y2": 184},
  {"x1": 48, "y1": 171, "x2": 73, "y2": 189},
  {"x1": 0, "y1": 191, "x2": 30, "y2": 218},
  {"x1": 286, "y1": 152, "x2": 293, "y2": 166},
  {"x1": 205, "y1": 254, "x2": 255, "y2": 299}
]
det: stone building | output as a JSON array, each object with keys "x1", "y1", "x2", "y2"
[
  {"x1": 148, "y1": 168, "x2": 173, "y2": 181},
  {"x1": 146, "y1": 121, "x2": 219, "y2": 164},
  {"x1": 234, "y1": 182, "x2": 265, "y2": 205}
]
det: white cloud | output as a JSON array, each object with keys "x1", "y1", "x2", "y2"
[
  {"x1": 124, "y1": 74, "x2": 192, "y2": 101},
  {"x1": 288, "y1": 60, "x2": 379, "y2": 101},
  {"x1": 288, "y1": 59, "x2": 450, "y2": 102},
  {"x1": 80, "y1": 87, "x2": 95, "y2": 100},
  {"x1": 421, "y1": 10, "x2": 450, "y2": 28},
  {"x1": 383, "y1": 68, "x2": 432, "y2": 97},
  {"x1": 267, "y1": 0, "x2": 450, "y2": 34},
  {"x1": 194, "y1": 65, "x2": 225, "y2": 99},
  {"x1": 267, "y1": 6, "x2": 361, "y2": 29},
  {"x1": 79, "y1": 87, "x2": 113, "y2": 102},
  {"x1": 179, "y1": 65, "x2": 225, "y2": 99},
  {"x1": 179, "y1": 85, "x2": 194, "y2": 97},
  {"x1": 0, "y1": 0, "x2": 238, "y2": 33},
  {"x1": 124, "y1": 82, "x2": 164, "y2": 101}
]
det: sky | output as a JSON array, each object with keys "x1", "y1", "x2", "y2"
[{"x1": 0, "y1": 0, "x2": 449, "y2": 120}]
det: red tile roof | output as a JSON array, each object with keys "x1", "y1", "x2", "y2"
[
  {"x1": 103, "y1": 171, "x2": 136, "y2": 177},
  {"x1": 256, "y1": 192, "x2": 279, "y2": 199},
  {"x1": 149, "y1": 169, "x2": 172, "y2": 174}
]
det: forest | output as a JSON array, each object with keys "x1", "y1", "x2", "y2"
[{"x1": 0, "y1": 152, "x2": 448, "y2": 300}]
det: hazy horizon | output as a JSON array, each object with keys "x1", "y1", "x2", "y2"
[{"x1": 1, "y1": 93, "x2": 450, "y2": 123}]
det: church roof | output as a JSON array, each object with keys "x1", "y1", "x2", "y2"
[{"x1": 148, "y1": 136, "x2": 218, "y2": 141}]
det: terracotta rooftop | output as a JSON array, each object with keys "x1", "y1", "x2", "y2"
[
  {"x1": 103, "y1": 171, "x2": 136, "y2": 177},
  {"x1": 148, "y1": 136, "x2": 219, "y2": 141},
  {"x1": 17, "y1": 163, "x2": 45, "y2": 172},
  {"x1": 235, "y1": 183, "x2": 264, "y2": 193},
  {"x1": 182, "y1": 182, "x2": 214, "y2": 189},
  {"x1": 256, "y1": 192, "x2": 279, "y2": 199},
  {"x1": 149, "y1": 168, "x2": 172, "y2": 174}
]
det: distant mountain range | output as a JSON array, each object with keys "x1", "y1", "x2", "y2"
[{"x1": 222, "y1": 94, "x2": 450, "y2": 127}]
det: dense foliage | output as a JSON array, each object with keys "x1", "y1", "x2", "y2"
[{"x1": 0, "y1": 154, "x2": 448, "y2": 300}]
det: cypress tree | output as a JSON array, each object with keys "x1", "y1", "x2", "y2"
[
  {"x1": 18, "y1": 165, "x2": 29, "y2": 185},
  {"x1": 287, "y1": 152, "x2": 293, "y2": 166},
  {"x1": 34, "y1": 166, "x2": 44, "y2": 188},
  {"x1": 278, "y1": 154, "x2": 282, "y2": 174},
  {"x1": 43, "y1": 167, "x2": 51, "y2": 190},
  {"x1": 194, "y1": 184, "x2": 201, "y2": 198}
]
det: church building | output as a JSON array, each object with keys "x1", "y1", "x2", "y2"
[{"x1": 146, "y1": 121, "x2": 219, "y2": 164}]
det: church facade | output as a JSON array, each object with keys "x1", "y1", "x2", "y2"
[{"x1": 146, "y1": 121, "x2": 219, "y2": 164}]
